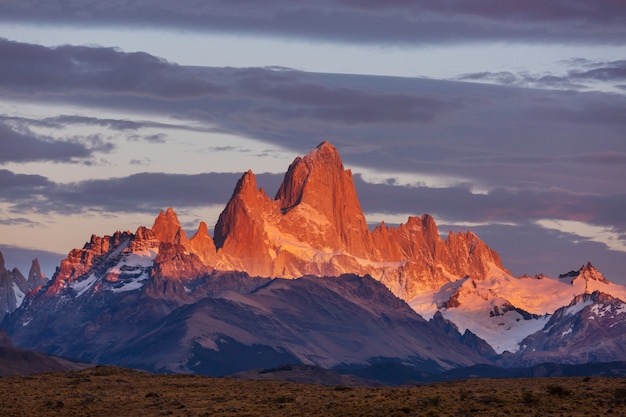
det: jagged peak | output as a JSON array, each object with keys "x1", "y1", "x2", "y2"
[
  {"x1": 28, "y1": 258, "x2": 42, "y2": 278},
  {"x1": 152, "y1": 207, "x2": 188, "y2": 244},
  {"x1": 275, "y1": 141, "x2": 348, "y2": 212},
  {"x1": 405, "y1": 214, "x2": 439, "y2": 234},
  {"x1": 569, "y1": 290, "x2": 613, "y2": 306},
  {"x1": 194, "y1": 221, "x2": 210, "y2": 237},
  {"x1": 226, "y1": 170, "x2": 270, "y2": 204},
  {"x1": 134, "y1": 225, "x2": 154, "y2": 241},
  {"x1": 578, "y1": 261, "x2": 609, "y2": 283},
  {"x1": 303, "y1": 141, "x2": 342, "y2": 165},
  {"x1": 236, "y1": 169, "x2": 256, "y2": 191},
  {"x1": 0, "y1": 250, "x2": 4, "y2": 270}
]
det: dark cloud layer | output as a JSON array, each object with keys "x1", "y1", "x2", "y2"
[
  {"x1": 1, "y1": 39, "x2": 624, "y2": 198},
  {"x1": 0, "y1": 121, "x2": 112, "y2": 164},
  {"x1": 1, "y1": 170, "x2": 283, "y2": 216},
  {"x1": 1, "y1": 1, "x2": 626, "y2": 45},
  {"x1": 0, "y1": 39, "x2": 225, "y2": 99}
]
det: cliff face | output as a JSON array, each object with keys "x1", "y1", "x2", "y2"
[
  {"x1": 32, "y1": 141, "x2": 509, "y2": 302},
  {"x1": 274, "y1": 142, "x2": 375, "y2": 258},
  {"x1": 211, "y1": 142, "x2": 507, "y2": 298}
]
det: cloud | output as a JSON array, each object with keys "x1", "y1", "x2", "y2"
[
  {"x1": 0, "y1": 217, "x2": 40, "y2": 226},
  {"x1": 0, "y1": 169, "x2": 51, "y2": 188},
  {"x1": 0, "y1": 38, "x2": 226, "y2": 99},
  {"x1": 127, "y1": 133, "x2": 167, "y2": 143},
  {"x1": 1, "y1": 1, "x2": 626, "y2": 45},
  {"x1": 3, "y1": 171, "x2": 284, "y2": 216},
  {"x1": 0, "y1": 41, "x2": 623, "y2": 197},
  {"x1": 569, "y1": 60, "x2": 626, "y2": 83},
  {"x1": 457, "y1": 60, "x2": 626, "y2": 92},
  {"x1": 0, "y1": 121, "x2": 111, "y2": 164}
]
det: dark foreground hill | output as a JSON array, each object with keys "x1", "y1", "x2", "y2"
[{"x1": 0, "y1": 366, "x2": 624, "y2": 417}]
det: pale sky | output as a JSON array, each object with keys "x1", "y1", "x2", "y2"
[{"x1": 1, "y1": 1, "x2": 625, "y2": 283}]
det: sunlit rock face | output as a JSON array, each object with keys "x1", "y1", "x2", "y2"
[
  {"x1": 213, "y1": 141, "x2": 507, "y2": 299},
  {"x1": 37, "y1": 141, "x2": 506, "y2": 302}
]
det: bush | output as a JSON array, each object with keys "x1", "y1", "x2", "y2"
[{"x1": 546, "y1": 384, "x2": 570, "y2": 396}]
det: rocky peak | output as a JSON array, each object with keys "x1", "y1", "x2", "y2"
[
  {"x1": 189, "y1": 221, "x2": 217, "y2": 264},
  {"x1": 275, "y1": 141, "x2": 344, "y2": 212},
  {"x1": 27, "y1": 258, "x2": 47, "y2": 288},
  {"x1": 233, "y1": 170, "x2": 260, "y2": 201},
  {"x1": 274, "y1": 141, "x2": 373, "y2": 256},
  {"x1": 0, "y1": 250, "x2": 4, "y2": 270},
  {"x1": 152, "y1": 207, "x2": 188, "y2": 246},
  {"x1": 577, "y1": 262, "x2": 609, "y2": 284},
  {"x1": 213, "y1": 170, "x2": 273, "y2": 251},
  {"x1": 444, "y1": 230, "x2": 508, "y2": 278}
]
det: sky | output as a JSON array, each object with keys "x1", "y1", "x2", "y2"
[{"x1": 0, "y1": 1, "x2": 625, "y2": 284}]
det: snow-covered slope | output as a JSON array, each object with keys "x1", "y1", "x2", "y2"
[
  {"x1": 409, "y1": 263, "x2": 626, "y2": 354},
  {"x1": 499, "y1": 291, "x2": 626, "y2": 367}
]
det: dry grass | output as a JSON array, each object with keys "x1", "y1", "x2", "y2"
[{"x1": 1, "y1": 366, "x2": 625, "y2": 416}]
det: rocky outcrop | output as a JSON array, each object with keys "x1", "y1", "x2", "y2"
[{"x1": 152, "y1": 207, "x2": 189, "y2": 246}]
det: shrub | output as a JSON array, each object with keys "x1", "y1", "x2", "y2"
[{"x1": 546, "y1": 384, "x2": 570, "y2": 396}]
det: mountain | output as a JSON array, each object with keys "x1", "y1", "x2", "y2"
[
  {"x1": 4, "y1": 270, "x2": 489, "y2": 376},
  {"x1": 214, "y1": 142, "x2": 507, "y2": 299},
  {"x1": 499, "y1": 290, "x2": 626, "y2": 367},
  {"x1": 410, "y1": 262, "x2": 626, "y2": 357},
  {"x1": 3, "y1": 141, "x2": 625, "y2": 376},
  {"x1": 0, "y1": 251, "x2": 47, "y2": 320}
]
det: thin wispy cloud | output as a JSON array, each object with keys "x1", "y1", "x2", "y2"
[{"x1": 2, "y1": 1, "x2": 625, "y2": 45}]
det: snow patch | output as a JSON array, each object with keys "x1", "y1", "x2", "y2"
[
  {"x1": 12, "y1": 282, "x2": 25, "y2": 307},
  {"x1": 561, "y1": 326, "x2": 573, "y2": 337},
  {"x1": 106, "y1": 248, "x2": 158, "y2": 293},
  {"x1": 564, "y1": 299, "x2": 593, "y2": 316},
  {"x1": 70, "y1": 273, "x2": 99, "y2": 297},
  {"x1": 109, "y1": 272, "x2": 149, "y2": 293},
  {"x1": 590, "y1": 304, "x2": 610, "y2": 317},
  {"x1": 442, "y1": 306, "x2": 549, "y2": 354}
]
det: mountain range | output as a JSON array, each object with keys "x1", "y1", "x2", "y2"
[{"x1": 2, "y1": 142, "x2": 625, "y2": 381}]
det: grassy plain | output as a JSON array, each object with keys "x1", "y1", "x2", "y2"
[{"x1": 1, "y1": 366, "x2": 625, "y2": 417}]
